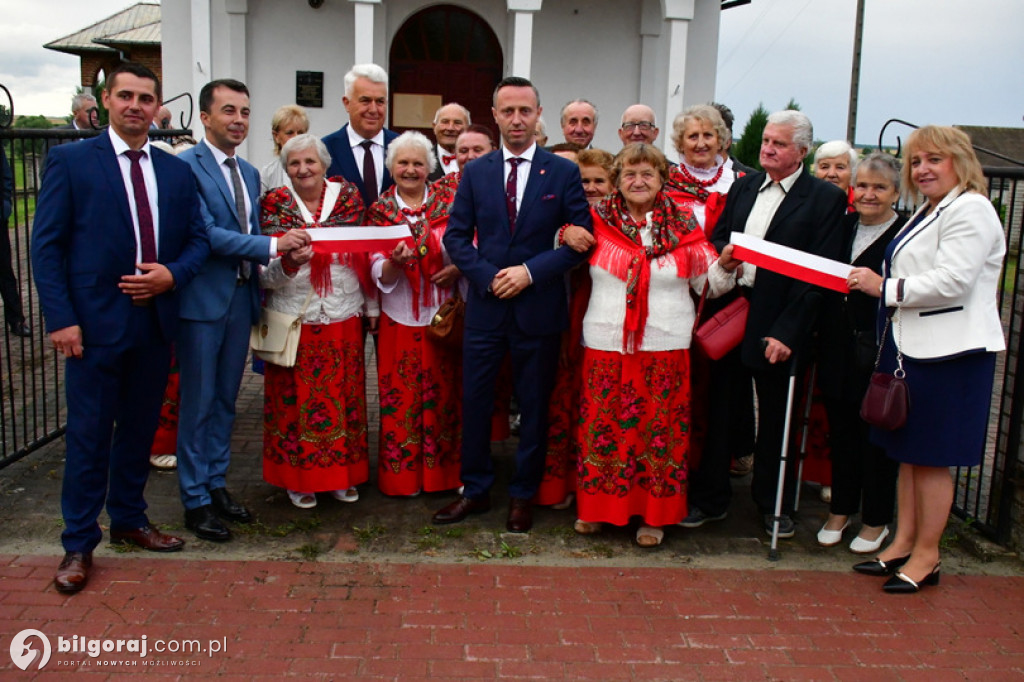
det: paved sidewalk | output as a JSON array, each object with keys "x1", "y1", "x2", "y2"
[{"x1": 3, "y1": 554, "x2": 1024, "y2": 680}]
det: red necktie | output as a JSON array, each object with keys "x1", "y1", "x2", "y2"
[
  {"x1": 506, "y1": 157, "x2": 521, "y2": 232},
  {"x1": 361, "y1": 140, "x2": 378, "y2": 204},
  {"x1": 124, "y1": 150, "x2": 157, "y2": 263}
]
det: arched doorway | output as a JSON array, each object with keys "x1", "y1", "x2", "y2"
[{"x1": 389, "y1": 5, "x2": 503, "y2": 139}]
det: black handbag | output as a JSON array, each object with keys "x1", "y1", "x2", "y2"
[{"x1": 860, "y1": 308, "x2": 909, "y2": 431}]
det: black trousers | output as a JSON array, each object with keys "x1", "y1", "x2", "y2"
[
  {"x1": 0, "y1": 220, "x2": 24, "y2": 323},
  {"x1": 750, "y1": 366, "x2": 805, "y2": 516}
]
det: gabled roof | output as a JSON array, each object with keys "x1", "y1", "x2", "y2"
[
  {"x1": 44, "y1": 2, "x2": 160, "y2": 56},
  {"x1": 957, "y1": 126, "x2": 1024, "y2": 169}
]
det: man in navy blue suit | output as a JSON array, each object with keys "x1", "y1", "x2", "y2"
[
  {"x1": 32, "y1": 62, "x2": 210, "y2": 592},
  {"x1": 176, "y1": 80, "x2": 309, "y2": 542},
  {"x1": 322, "y1": 63, "x2": 398, "y2": 208},
  {"x1": 436, "y1": 76, "x2": 592, "y2": 533}
]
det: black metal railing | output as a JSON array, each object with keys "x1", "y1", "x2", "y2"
[{"x1": 0, "y1": 107, "x2": 191, "y2": 469}]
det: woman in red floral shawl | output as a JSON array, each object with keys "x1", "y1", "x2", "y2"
[
  {"x1": 259, "y1": 134, "x2": 375, "y2": 510},
  {"x1": 367, "y1": 131, "x2": 464, "y2": 496},
  {"x1": 573, "y1": 143, "x2": 739, "y2": 547}
]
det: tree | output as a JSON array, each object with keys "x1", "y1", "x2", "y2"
[
  {"x1": 732, "y1": 103, "x2": 768, "y2": 171},
  {"x1": 13, "y1": 115, "x2": 53, "y2": 155}
]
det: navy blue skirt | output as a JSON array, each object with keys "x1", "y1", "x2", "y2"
[{"x1": 870, "y1": 345, "x2": 996, "y2": 468}]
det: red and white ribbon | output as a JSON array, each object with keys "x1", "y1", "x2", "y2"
[
  {"x1": 730, "y1": 232, "x2": 852, "y2": 293},
  {"x1": 308, "y1": 225, "x2": 412, "y2": 254}
]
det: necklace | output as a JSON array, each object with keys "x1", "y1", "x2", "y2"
[
  {"x1": 677, "y1": 161, "x2": 725, "y2": 188},
  {"x1": 300, "y1": 182, "x2": 328, "y2": 227}
]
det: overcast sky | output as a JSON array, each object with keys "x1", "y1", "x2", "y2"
[{"x1": 2, "y1": 0, "x2": 1022, "y2": 148}]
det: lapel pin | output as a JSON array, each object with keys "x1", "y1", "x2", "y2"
[{"x1": 540, "y1": 169, "x2": 546, "y2": 175}]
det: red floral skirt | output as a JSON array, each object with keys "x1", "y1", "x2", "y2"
[
  {"x1": 376, "y1": 314, "x2": 462, "y2": 495},
  {"x1": 150, "y1": 350, "x2": 179, "y2": 455},
  {"x1": 575, "y1": 348, "x2": 691, "y2": 527},
  {"x1": 535, "y1": 334, "x2": 582, "y2": 506},
  {"x1": 263, "y1": 318, "x2": 369, "y2": 492}
]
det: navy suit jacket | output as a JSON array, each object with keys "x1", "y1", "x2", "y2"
[
  {"x1": 443, "y1": 147, "x2": 592, "y2": 336},
  {"x1": 177, "y1": 141, "x2": 269, "y2": 323},
  {"x1": 322, "y1": 123, "x2": 399, "y2": 208},
  {"x1": 710, "y1": 168, "x2": 846, "y2": 370},
  {"x1": 31, "y1": 132, "x2": 209, "y2": 346}
]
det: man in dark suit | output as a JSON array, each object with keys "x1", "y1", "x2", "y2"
[
  {"x1": 1, "y1": 144, "x2": 29, "y2": 337},
  {"x1": 428, "y1": 102, "x2": 470, "y2": 181},
  {"x1": 322, "y1": 63, "x2": 398, "y2": 207},
  {"x1": 177, "y1": 79, "x2": 309, "y2": 542},
  {"x1": 32, "y1": 62, "x2": 210, "y2": 593},
  {"x1": 436, "y1": 76, "x2": 592, "y2": 533},
  {"x1": 708, "y1": 110, "x2": 846, "y2": 538}
]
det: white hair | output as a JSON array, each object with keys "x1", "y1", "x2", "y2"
[
  {"x1": 767, "y1": 110, "x2": 813, "y2": 152},
  {"x1": 71, "y1": 93, "x2": 96, "y2": 113},
  {"x1": 344, "y1": 63, "x2": 388, "y2": 98},
  {"x1": 279, "y1": 133, "x2": 332, "y2": 170},
  {"x1": 385, "y1": 130, "x2": 437, "y2": 175},
  {"x1": 433, "y1": 103, "x2": 471, "y2": 125},
  {"x1": 814, "y1": 140, "x2": 857, "y2": 168}
]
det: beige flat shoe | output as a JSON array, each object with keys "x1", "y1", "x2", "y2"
[
  {"x1": 573, "y1": 519, "x2": 602, "y2": 535},
  {"x1": 636, "y1": 526, "x2": 664, "y2": 547}
]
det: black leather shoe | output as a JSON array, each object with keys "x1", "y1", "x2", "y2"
[
  {"x1": 883, "y1": 563, "x2": 941, "y2": 594},
  {"x1": 432, "y1": 495, "x2": 491, "y2": 524},
  {"x1": 54, "y1": 551, "x2": 92, "y2": 593},
  {"x1": 210, "y1": 488, "x2": 252, "y2": 523},
  {"x1": 7, "y1": 320, "x2": 31, "y2": 338},
  {"x1": 185, "y1": 505, "x2": 231, "y2": 542},
  {"x1": 853, "y1": 554, "x2": 910, "y2": 577}
]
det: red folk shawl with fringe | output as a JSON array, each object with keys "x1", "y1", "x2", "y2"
[
  {"x1": 664, "y1": 165, "x2": 728, "y2": 235},
  {"x1": 260, "y1": 177, "x2": 372, "y2": 297},
  {"x1": 590, "y1": 190, "x2": 718, "y2": 353}
]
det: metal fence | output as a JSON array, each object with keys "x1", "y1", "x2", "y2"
[{"x1": 0, "y1": 126, "x2": 190, "y2": 469}]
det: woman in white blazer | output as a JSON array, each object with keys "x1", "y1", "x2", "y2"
[{"x1": 843, "y1": 126, "x2": 1005, "y2": 593}]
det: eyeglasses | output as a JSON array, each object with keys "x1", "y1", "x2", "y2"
[{"x1": 621, "y1": 121, "x2": 656, "y2": 132}]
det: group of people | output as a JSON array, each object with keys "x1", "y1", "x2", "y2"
[{"x1": 32, "y1": 59, "x2": 1005, "y2": 597}]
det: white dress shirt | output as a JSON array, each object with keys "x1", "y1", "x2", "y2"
[
  {"x1": 347, "y1": 126, "x2": 385, "y2": 194},
  {"x1": 737, "y1": 166, "x2": 802, "y2": 287},
  {"x1": 109, "y1": 128, "x2": 159, "y2": 271},
  {"x1": 437, "y1": 144, "x2": 459, "y2": 175},
  {"x1": 502, "y1": 142, "x2": 536, "y2": 214}
]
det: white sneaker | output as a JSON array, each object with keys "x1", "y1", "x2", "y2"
[
  {"x1": 330, "y1": 488, "x2": 359, "y2": 503},
  {"x1": 849, "y1": 526, "x2": 890, "y2": 554}
]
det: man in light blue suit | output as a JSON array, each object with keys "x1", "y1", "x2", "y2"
[
  {"x1": 322, "y1": 63, "x2": 399, "y2": 208},
  {"x1": 32, "y1": 63, "x2": 209, "y2": 592},
  {"x1": 177, "y1": 79, "x2": 309, "y2": 541}
]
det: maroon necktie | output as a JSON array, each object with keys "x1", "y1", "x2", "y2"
[
  {"x1": 361, "y1": 140, "x2": 378, "y2": 204},
  {"x1": 124, "y1": 149, "x2": 157, "y2": 263},
  {"x1": 506, "y1": 157, "x2": 521, "y2": 231}
]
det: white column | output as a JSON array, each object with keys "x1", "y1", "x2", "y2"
[
  {"x1": 190, "y1": 0, "x2": 211, "y2": 131},
  {"x1": 223, "y1": 0, "x2": 249, "y2": 157},
  {"x1": 350, "y1": 0, "x2": 381, "y2": 66},
  {"x1": 508, "y1": 0, "x2": 543, "y2": 78},
  {"x1": 660, "y1": 0, "x2": 695, "y2": 156}
]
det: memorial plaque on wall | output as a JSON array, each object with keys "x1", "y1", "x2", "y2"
[{"x1": 296, "y1": 71, "x2": 324, "y2": 108}]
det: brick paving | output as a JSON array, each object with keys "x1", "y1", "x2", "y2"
[
  {"x1": 2, "y1": 349, "x2": 1024, "y2": 678},
  {"x1": 2, "y1": 555, "x2": 1024, "y2": 679}
]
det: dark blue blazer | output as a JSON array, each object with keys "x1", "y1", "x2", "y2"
[
  {"x1": 443, "y1": 147, "x2": 592, "y2": 336},
  {"x1": 31, "y1": 132, "x2": 209, "y2": 346},
  {"x1": 177, "y1": 141, "x2": 268, "y2": 323},
  {"x1": 322, "y1": 124, "x2": 399, "y2": 207}
]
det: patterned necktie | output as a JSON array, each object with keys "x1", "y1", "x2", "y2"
[
  {"x1": 223, "y1": 157, "x2": 251, "y2": 279},
  {"x1": 506, "y1": 157, "x2": 521, "y2": 231},
  {"x1": 442, "y1": 153, "x2": 456, "y2": 166},
  {"x1": 123, "y1": 150, "x2": 157, "y2": 263},
  {"x1": 361, "y1": 140, "x2": 378, "y2": 204}
]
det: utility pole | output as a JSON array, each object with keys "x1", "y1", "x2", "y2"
[{"x1": 846, "y1": 0, "x2": 865, "y2": 144}]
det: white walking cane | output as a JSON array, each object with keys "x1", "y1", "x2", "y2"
[
  {"x1": 768, "y1": 354, "x2": 801, "y2": 561},
  {"x1": 792, "y1": 362, "x2": 817, "y2": 514}
]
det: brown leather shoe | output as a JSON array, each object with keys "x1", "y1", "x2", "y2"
[
  {"x1": 432, "y1": 495, "x2": 491, "y2": 525},
  {"x1": 506, "y1": 497, "x2": 533, "y2": 533},
  {"x1": 54, "y1": 551, "x2": 92, "y2": 594},
  {"x1": 110, "y1": 524, "x2": 185, "y2": 552}
]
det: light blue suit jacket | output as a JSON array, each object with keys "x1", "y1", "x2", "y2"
[{"x1": 177, "y1": 140, "x2": 269, "y2": 323}]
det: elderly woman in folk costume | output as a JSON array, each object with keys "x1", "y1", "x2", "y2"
[
  {"x1": 367, "y1": 131, "x2": 465, "y2": 497},
  {"x1": 570, "y1": 143, "x2": 738, "y2": 547},
  {"x1": 259, "y1": 133, "x2": 375, "y2": 509}
]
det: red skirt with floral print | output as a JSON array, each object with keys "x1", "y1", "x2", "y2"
[
  {"x1": 575, "y1": 348, "x2": 691, "y2": 527},
  {"x1": 263, "y1": 318, "x2": 369, "y2": 492},
  {"x1": 376, "y1": 313, "x2": 462, "y2": 496}
]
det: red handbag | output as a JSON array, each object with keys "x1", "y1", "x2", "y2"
[{"x1": 692, "y1": 283, "x2": 749, "y2": 361}]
